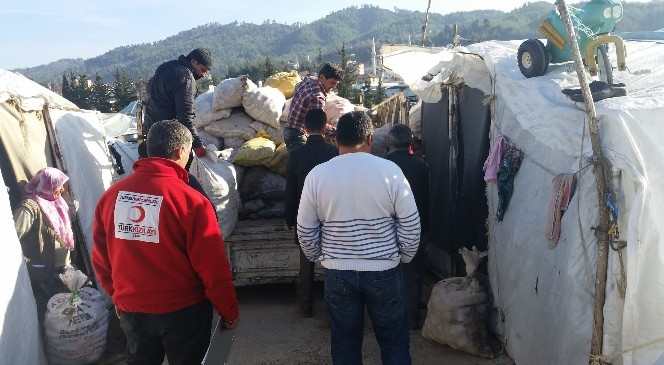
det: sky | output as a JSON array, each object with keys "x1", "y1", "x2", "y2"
[{"x1": 0, "y1": 0, "x2": 651, "y2": 69}]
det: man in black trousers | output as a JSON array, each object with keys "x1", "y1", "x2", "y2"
[
  {"x1": 386, "y1": 124, "x2": 430, "y2": 329},
  {"x1": 285, "y1": 109, "x2": 338, "y2": 317}
]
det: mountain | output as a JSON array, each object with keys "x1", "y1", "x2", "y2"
[{"x1": 15, "y1": 2, "x2": 664, "y2": 85}]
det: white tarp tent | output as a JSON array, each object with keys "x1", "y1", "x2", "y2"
[{"x1": 384, "y1": 41, "x2": 664, "y2": 365}]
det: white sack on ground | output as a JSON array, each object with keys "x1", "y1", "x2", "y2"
[
  {"x1": 195, "y1": 90, "x2": 232, "y2": 128},
  {"x1": 280, "y1": 98, "x2": 292, "y2": 123},
  {"x1": 44, "y1": 270, "x2": 109, "y2": 365},
  {"x1": 196, "y1": 128, "x2": 222, "y2": 149},
  {"x1": 189, "y1": 156, "x2": 241, "y2": 239},
  {"x1": 0, "y1": 169, "x2": 46, "y2": 365},
  {"x1": 385, "y1": 40, "x2": 664, "y2": 365},
  {"x1": 251, "y1": 121, "x2": 284, "y2": 145},
  {"x1": 204, "y1": 110, "x2": 256, "y2": 141},
  {"x1": 324, "y1": 94, "x2": 355, "y2": 127},
  {"x1": 213, "y1": 76, "x2": 256, "y2": 111},
  {"x1": 50, "y1": 109, "x2": 115, "y2": 261},
  {"x1": 242, "y1": 86, "x2": 286, "y2": 129}
]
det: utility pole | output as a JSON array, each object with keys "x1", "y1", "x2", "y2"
[{"x1": 421, "y1": 0, "x2": 432, "y2": 46}]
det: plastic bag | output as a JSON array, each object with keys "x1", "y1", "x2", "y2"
[
  {"x1": 213, "y1": 76, "x2": 256, "y2": 111},
  {"x1": 280, "y1": 99, "x2": 292, "y2": 123},
  {"x1": 196, "y1": 128, "x2": 222, "y2": 149},
  {"x1": 239, "y1": 167, "x2": 286, "y2": 202},
  {"x1": 44, "y1": 269, "x2": 109, "y2": 365},
  {"x1": 421, "y1": 247, "x2": 497, "y2": 358},
  {"x1": 189, "y1": 156, "x2": 241, "y2": 239},
  {"x1": 409, "y1": 100, "x2": 423, "y2": 139},
  {"x1": 242, "y1": 86, "x2": 286, "y2": 129},
  {"x1": 204, "y1": 110, "x2": 256, "y2": 141},
  {"x1": 233, "y1": 137, "x2": 276, "y2": 167},
  {"x1": 251, "y1": 121, "x2": 284, "y2": 145},
  {"x1": 265, "y1": 71, "x2": 302, "y2": 98},
  {"x1": 324, "y1": 93, "x2": 355, "y2": 127}
]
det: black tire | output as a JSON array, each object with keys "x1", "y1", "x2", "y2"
[
  {"x1": 596, "y1": 45, "x2": 613, "y2": 85},
  {"x1": 518, "y1": 39, "x2": 548, "y2": 78},
  {"x1": 543, "y1": 40, "x2": 552, "y2": 74}
]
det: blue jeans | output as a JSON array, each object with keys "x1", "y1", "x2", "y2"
[{"x1": 324, "y1": 267, "x2": 411, "y2": 365}]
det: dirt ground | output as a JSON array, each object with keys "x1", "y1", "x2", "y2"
[
  {"x1": 100, "y1": 283, "x2": 512, "y2": 365},
  {"x1": 226, "y1": 284, "x2": 511, "y2": 365}
]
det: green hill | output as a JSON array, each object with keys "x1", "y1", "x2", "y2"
[{"x1": 15, "y1": 2, "x2": 664, "y2": 84}]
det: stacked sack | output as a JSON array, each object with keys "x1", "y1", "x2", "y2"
[{"x1": 193, "y1": 74, "x2": 294, "y2": 220}]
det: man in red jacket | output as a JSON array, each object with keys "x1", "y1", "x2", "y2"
[{"x1": 92, "y1": 120, "x2": 238, "y2": 365}]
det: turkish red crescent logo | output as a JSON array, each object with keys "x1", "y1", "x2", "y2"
[{"x1": 129, "y1": 205, "x2": 146, "y2": 223}]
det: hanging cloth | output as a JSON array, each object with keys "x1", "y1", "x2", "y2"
[
  {"x1": 546, "y1": 174, "x2": 577, "y2": 246},
  {"x1": 496, "y1": 142, "x2": 523, "y2": 222},
  {"x1": 483, "y1": 135, "x2": 505, "y2": 183}
]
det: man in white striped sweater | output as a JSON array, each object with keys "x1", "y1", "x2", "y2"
[{"x1": 297, "y1": 111, "x2": 421, "y2": 365}]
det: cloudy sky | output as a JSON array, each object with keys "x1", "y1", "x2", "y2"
[{"x1": 0, "y1": 0, "x2": 651, "y2": 69}]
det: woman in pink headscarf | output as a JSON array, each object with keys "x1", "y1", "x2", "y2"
[{"x1": 14, "y1": 167, "x2": 75, "y2": 318}]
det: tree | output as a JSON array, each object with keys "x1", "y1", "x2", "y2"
[
  {"x1": 337, "y1": 43, "x2": 358, "y2": 99},
  {"x1": 374, "y1": 76, "x2": 386, "y2": 105},
  {"x1": 362, "y1": 78, "x2": 374, "y2": 108},
  {"x1": 90, "y1": 74, "x2": 113, "y2": 112},
  {"x1": 111, "y1": 69, "x2": 136, "y2": 112},
  {"x1": 61, "y1": 73, "x2": 73, "y2": 101},
  {"x1": 315, "y1": 48, "x2": 323, "y2": 72},
  {"x1": 263, "y1": 56, "x2": 275, "y2": 80},
  {"x1": 67, "y1": 73, "x2": 92, "y2": 109}
]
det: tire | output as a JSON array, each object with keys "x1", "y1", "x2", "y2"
[
  {"x1": 596, "y1": 45, "x2": 613, "y2": 85},
  {"x1": 543, "y1": 40, "x2": 552, "y2": 74},
  {"x1": 518, "y1": 39, "x2": 548, "y2": 78}
]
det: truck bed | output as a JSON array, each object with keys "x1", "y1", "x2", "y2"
[{"x1": 225, "y1": 218, "x2": 302, "y2": 287}]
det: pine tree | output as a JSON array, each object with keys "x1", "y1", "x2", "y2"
[
  {"x1": 374, "y1": 76, "x2": 386, "y2": 105},
  {"x1": 61, "y1": 73, "x2": 72, "y2": 100},
  {"x1": 68, "y1": 73, "x2": 92, "y2": 109},
  {"x1": 315, "y1": 48, "x2": 323, "y2": 72},
  {"x1": 263, "y1": 56, "x2": 275, "y2": 80},
  {"x1": 91, "y1": 74, "x2": 112, "y2": 112},
  {"x1": 337, "y1": 43, "x2": 358, "y2": 99},
  {"x1": 363, "y1": 78, "x2": 374, "y2": 108},
  {"x1": 111, "y1": 69, "x2": 136, "y2": 112}
]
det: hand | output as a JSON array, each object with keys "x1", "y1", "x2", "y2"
[
  {"x1": 194, "y1": 146, "x2": 206, "y2": 157},
  {"x1": 222, "y1": 318, "x2": 238, "y2": 329}
]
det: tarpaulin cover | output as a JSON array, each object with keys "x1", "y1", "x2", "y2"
[
  {"x1": 0, "y1": 163, "x2": 47, "y2": 365},
  {"x1": 0, "y1": 69, "x2": 77, "y2": 112},
  {"x1": 384, "y1": 41, "x2": 664, "y2": 365},
  {"x1": 49, "y1": 109, "x2": 115, "y2": 261}
]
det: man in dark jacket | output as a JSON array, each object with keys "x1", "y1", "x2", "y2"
[
  {"x1": 144, "y1": 48, "x2": 212, "y2": 158},
  {"x1": 285, "y1": 109, "x2": 338, "y2": 317},
  {"x1": 386, "y1": 124, "x2": 430, "y2": 329}
]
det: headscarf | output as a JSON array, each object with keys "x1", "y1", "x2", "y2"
[{"x1": 25, "y1": 168, "x2": 75, "y2": 250}]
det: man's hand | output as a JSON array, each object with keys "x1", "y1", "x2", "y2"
[
  {"x1": 194, "y1": 146, "x2": 207, "y2": 157},
  {"x1": 222, "y1": 318, "x2": 238, "y2": 329}
]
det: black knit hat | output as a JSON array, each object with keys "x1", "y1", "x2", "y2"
[{"x1": 187, "y1": 48, "x2": 213, "y2": 68}]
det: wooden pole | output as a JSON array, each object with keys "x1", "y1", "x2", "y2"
[
  {"x1": 555, "y1": 1, "x2": 612, "y2": 363},
  {"x1": 421, "y1": 0, "x2": 432, "y2": 46}
]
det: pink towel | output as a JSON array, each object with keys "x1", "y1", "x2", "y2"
[
  {"x1": 546, "y1": 174, "x2": 577, "y2": 246},
  {"x1": 483, "y1": 135, "x2": 505, "y2": 182}
]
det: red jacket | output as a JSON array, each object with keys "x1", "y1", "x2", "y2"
[{"x1": 92, "y1": 158, "x2": 238, "y2": 322}]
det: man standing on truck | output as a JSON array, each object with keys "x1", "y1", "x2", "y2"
[
  {"x1": 285, "y1": 109, "x2": 338, "y2": 317},
  {"x1": 386, "y1": 124, "x2": 430, "y2": 330},
  {"x1": 283, "y1": 63, "x2": 343, "y2": 151},
  {"x1": 92, "y1": 120, "x2": 238, "y2": 365},
  {"x1": 297, "y1": 111, "x2": 420, "y2": 364},
  {"x1": 142, "y1": 48, "x2": 212, "y2": 159}
]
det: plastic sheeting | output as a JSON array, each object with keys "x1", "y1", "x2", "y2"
[
  {"x1": 384, "y1": 41, "x2": 664, "y2": 365},
  {"x1": 49, "y1": 109, "x2": 115, "y2": 261},
  {"x1": 0, "y1": 167, "x2": 47, "y2": 365},
  {"x1": 0, "y1": 69, "x2": 77, "y2": 112}
]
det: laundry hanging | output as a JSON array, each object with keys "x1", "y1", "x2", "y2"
[
  {"x1": 546, "y1": 174, "x2": 577, "y2": 246},
  {"x1": 496, "y1": 141, "x2": 523, "y2": 222},
  {"x1": 483, "y1": 134, "x2": 505, "y2": 183}
]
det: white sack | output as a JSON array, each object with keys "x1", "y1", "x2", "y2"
[
  {"x1": 250, "y1": 121, "x2": 284, "y2": 145},
  {"x1": 189, "y1": 156, "x2": 241, "y2": 239},
  {"x1": 242, "y1": 86, "x2": 286, "y2": 129},
  {"x1": 204, "y1": 110, "x2": 256, "y2": 140},
  {"x1": 324, "y1": 94, "x2": 355, "y2": 127},
  {"x1": 44, "y1": 270, "x2": 109, "y2": 365},
  {"x1": 280, "y1": 98, "x2": 292, "y2": 123},
  {"x1": 409, "y1": 100, "x2": 422, "y2": 139},
  {"x1": 213, "y1": 76, "x2": 256, "y2": 111},
  {"x1": 195, "y1": 90, "x2": 232, "y2": 128}
]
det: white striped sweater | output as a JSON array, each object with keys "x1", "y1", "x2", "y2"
[{"x1": 297, "y1": 152, "x2": 421, "y2": 271}]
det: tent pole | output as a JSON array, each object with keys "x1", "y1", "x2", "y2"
[
  {"x1": 555, "y1": 1, "x2": 612, "y2": 363},
  {"x1": 421, "y1": 0, "x2": 432, "y2": 46}
]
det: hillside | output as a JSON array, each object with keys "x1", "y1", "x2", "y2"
[{"x1": 16, "y1": 2, "x2": 664, "y2": 84}]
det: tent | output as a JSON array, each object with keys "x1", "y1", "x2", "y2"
[
  {"x1": 0, "y1": 69, "x2": 116, "y2": 362},
  {"x1": 383, "y1": 40, "x2": 664, "y2": 365}
]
